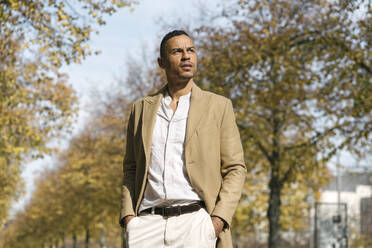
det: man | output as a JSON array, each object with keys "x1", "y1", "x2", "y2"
[{"x1": 120, "y1": 30, "x2": 246, "y2": 248}]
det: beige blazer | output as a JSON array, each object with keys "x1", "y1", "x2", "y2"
[{"x1": 120, "y1": 84, "x2": 246, "y2": 248}]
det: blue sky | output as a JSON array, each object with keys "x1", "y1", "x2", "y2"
[{"x1": 60, "y1": 0, "x2": 220, "y2": 97}]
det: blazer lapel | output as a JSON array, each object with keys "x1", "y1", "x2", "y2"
[
  {"x1": 185, "y1": 84, "x2": 209, "y2": 145},
  {"x1": 141, "y1": 84, "x2": 208, "y2": 162},
  {"x1": 142, "y1": 88, "x2": 165, "y2": 166}
]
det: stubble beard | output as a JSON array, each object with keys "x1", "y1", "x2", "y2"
[{"x1": 167, "y1": 69, "x2": 194, "y2": 86}]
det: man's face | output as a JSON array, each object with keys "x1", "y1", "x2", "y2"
[{"x1": 159, "y1": 35, "x2": 197, "y2": 81}]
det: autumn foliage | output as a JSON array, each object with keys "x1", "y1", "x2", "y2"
[
  {"x1": 0, "y1": 47, "x2": 161, "y2": 247},
  {"x1": 1, "y1": 93, "x2": 131, "y2": 248},
  {"x1": 0, "y1": 0, "x2": 134, "y2": 230},
  {"x1": 194, "y1": 0, "x2": 371, "y2": 246},
  {"x1": 1, "y1": 0, "x2": 371, "y2": 247}
]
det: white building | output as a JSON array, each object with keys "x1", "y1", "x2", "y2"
[{"x1": 319, "y1": 171, "x2": 372, "y2": 244}]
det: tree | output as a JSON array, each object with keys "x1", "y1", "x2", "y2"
[
  {"x1": 0, "y1": 0, "x2": 135, "y2": 225},
  {"x1": 0, "y1": 44, "x2": 163, "y2": 246},
  {"x1": 0, "y1": 104, "x2": 129, "y2": 248},
  {"x1": 194, "y1": 0, "x2": 371, "y2": 247}
]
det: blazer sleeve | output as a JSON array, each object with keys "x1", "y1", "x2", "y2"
[
  {"x1": 120, "y1": 104, "x2": 137, "y2": 225},
  {"x1": 211, "y1": 99, "x2": 246, "y2": 226}
]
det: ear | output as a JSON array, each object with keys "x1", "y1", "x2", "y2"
[{"x1": 158, "y1": 56, "x2": 166, "y2": 69}]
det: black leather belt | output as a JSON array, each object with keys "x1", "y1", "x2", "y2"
[{"x1": 140, "y1": 201, "x2": 205, "y2": 217}]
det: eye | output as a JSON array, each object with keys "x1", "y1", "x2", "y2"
[{"x1": 173, "y1": 49, "x2": 183, "y2": 54}]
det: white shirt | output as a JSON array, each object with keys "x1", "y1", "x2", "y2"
[{"x1": 139, "y1": 91, "x2": 201, "y2": 211}]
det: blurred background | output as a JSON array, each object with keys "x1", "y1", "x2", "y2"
[{"x1": 0, "y1": 0, "x2": 371, "y2": 247}]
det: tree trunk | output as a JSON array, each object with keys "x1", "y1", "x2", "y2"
[
  {"x1": 267, "y1": 174, "x2": 282, "y2": 248},
  {"x1": 61, "y1": 232, "x2": 66, "y2": 248},
  {"x1": 99, "y1": 228, "x2": 106, "y2": 248},
  {"x1": 85, "y1": 228, "x2": 90, "y2": 248},
  {"x1": 73, "y1": 232, "x2": 77, "y2": 248}
]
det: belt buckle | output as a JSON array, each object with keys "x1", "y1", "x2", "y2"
[
  {"x1": 162, "y1": 207, "x2": 168, "y2": 219},
  {"x1": 151, "y1": 206, "x2": 155, "y2": 215}
]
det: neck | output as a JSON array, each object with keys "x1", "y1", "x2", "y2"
[{"x1": 167, "y1": 78, "x2": 194, "y2": 100}]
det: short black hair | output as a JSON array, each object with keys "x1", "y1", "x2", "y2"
[{"x1": 160, "y1": 30, "x2": 190, "y2": 58}]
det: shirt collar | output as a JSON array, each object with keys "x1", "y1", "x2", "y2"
[{"x1": 163, "y1": 91, "x2": 191, "y2": 105}]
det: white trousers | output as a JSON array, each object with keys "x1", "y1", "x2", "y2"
[{"x1": 124, "y1": 208, "x2": 217, "y2": 248}]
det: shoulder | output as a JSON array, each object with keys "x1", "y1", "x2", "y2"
[
  {"x1": 197, "y1": 88, "x2": 235, "y2": 123},
  {"x1": 130, "y1": 93, "x2": 158, "y2": 110},
  {"x1": 132, "y1": 97, "x2": 146, "y2": 107},
  {"x1": 127, "y1": 98, "x2": 142, "y2": 113},
  {"x1": 131, "y1": 85, "x2": 166, "y2": 110},
  {"x1": 200, "y1": 88, "x2": 231, "y2": 106}
]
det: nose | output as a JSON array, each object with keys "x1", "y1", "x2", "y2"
[{"x1": 181, "y1": 49, "x2": 190, "y2": 60}]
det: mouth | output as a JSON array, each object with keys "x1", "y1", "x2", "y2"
[{"x1": 180, "y1": 63, "x2": 193, "y2": 70}]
